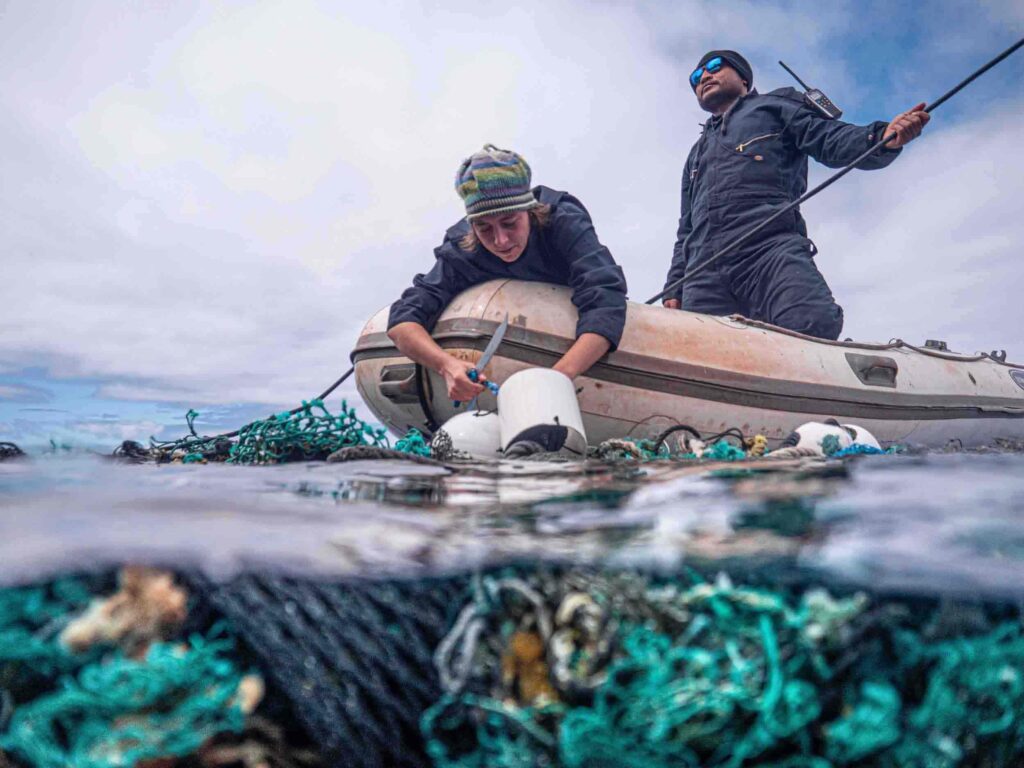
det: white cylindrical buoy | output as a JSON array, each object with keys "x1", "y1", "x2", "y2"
[
  {"x1": 430, "y1": 410, "x2": 502, "y2": 460},
  {"x1": 497, "y1": 368, "x2": 587, "y2": 458}
]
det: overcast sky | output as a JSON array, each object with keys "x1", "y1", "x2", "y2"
[{"x1": 2, "y1": 0, "x2": 1022, "y2": 448}]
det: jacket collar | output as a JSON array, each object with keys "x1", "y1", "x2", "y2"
[{"x1": 702, "y1": 88, "x2": 759, "y2": 134}]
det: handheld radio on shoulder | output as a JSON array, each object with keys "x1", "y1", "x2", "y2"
[{"x1": 778, "y1": 60, "x2": 843, "y2": 120}]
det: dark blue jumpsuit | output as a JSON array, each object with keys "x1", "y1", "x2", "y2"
[
  {"x1": 389, "y1": 186, "x2": 628, "y2": 348},
  {"x1": 663, "y1": 87, "x2": 901, "y2": 339}
]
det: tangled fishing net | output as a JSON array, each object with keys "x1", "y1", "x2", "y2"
[
  {"x1": 2, "y1": 628, "x2": 254, "y2": 767},
  {"x1": 0, "y1": 577, "x2": 97, "y2": 679},
  {"x1": 421, "y1": 567, "x2": 1024, "y2": 768},
  {"x1": 188, "y1": 571, "x2": 465, "y2": 768},
  {"x1": 0, "y1": 571, "x2": 288, "y2": 768},
  {"x1": 591, "y1": 435, "x2": 776, "y2": 462},
  {"x1": 108, "y1": 381, "x2": 907, "y2": 468},
  {"x1": 136, "y1": 400, "x2": 430, "y2": 465},
  {"x1": 592, "y1": 430, "x2": 898, "y2": 463},
  {"x1": 5, "y1": 565, "x2": 1024, "y2": 768}
]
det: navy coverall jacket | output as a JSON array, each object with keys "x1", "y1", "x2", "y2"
[
  {"x1": 663, "y1": 87, "x2": 901, "y2": 339},
  {"x1": 389, "y1": 186, "x2": 628, "y2": 349}
]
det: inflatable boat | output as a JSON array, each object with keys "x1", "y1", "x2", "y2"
[{"x1": 352, "y1": 280, "x2": 1024, "y2": 449}]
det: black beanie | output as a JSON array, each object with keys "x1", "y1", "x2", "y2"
[{"x1": 693, "y1": 49, "x2": 753, "y2": 91}]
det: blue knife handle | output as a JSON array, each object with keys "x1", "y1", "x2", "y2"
[{"x1": 453, "y1": 369, "x2": 499, "y2": 407}]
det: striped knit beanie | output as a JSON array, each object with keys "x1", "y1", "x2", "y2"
[{"x1": 455, "y1": 144, "x2": 536, "y2": 220}]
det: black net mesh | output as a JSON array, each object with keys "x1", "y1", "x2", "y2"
[
  {"x1": 0, "y1": 442, "x2": 25, "y2": 462},
  {"x1": 189, "y1": 572, "x2": 467, "y2": 768}
]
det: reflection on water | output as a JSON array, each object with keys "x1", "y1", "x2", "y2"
[{"x1": 2, "y1": 451, "x2": 1024, "y2": 600}]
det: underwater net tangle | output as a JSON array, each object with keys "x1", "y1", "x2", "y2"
[{"x1": 3, "y1": 567, "x2": 1024, "y2": 768}]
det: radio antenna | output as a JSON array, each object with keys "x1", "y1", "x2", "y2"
[{"x1": 778, "y1": 60, "x2": 811, "y2": 90}]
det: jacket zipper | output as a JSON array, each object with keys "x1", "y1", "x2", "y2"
[{"x1": 736, "y1": 133, "x2": 779, "y2": 152}]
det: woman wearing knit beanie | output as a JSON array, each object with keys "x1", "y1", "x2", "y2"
[{"x1": 388, "y1": 144, "x2": 628, "y2": 402}]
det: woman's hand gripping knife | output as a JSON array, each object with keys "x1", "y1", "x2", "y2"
[{"x1": 388, "y1": 321, "x2": 488, "y2": 401}]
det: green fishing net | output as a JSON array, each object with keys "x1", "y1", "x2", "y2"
[
  {"x1": 5, "y1": 568, "x2": 1024, "y2": 768},
  {"x1": 0, "y1": 579, "x2": 254, "y2": 768},
  {"x1": 147, "y1": 399, "x2": 429, "y2": 464},
  {"x1": 592, "y1": 437, "x2": 749, "y2": 462},
  {"x1": 228, "y1": 400, "x2": 390, "y2": 464},
  {"x1": 422, "y1": 568, "x2": 1024, "y2": 768},
  {"x1": 1, "y1": 628, "x2": 248, "y2": 768},
  {"x1": 0, "y1": 578, "x2": 97, "y2": 679}
]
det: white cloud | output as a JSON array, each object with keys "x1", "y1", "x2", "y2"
[{"x1": 810, "y1": 104, "x2": 1024, "y2": 350}]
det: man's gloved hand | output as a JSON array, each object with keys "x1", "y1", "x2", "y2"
[
  {"x1": 663, "y1": 299, "x2": 681, "y2": 310},
  {"x1": 883, "y1": 102, "x2": 930, "y2": 149}
]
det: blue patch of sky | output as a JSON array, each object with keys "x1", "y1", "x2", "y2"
[
  {"x1": 824, "y1": 4, "x2": 1021, "y2": 123},
  {"x1": 658, "y1": 3, "x2": 1020, "y2": 127},
  {"x1": 0, "y1": 368, "x2": 295, "y2": 452},
  {"x1": 753, "y1": 6, "x2": 1022, "y2": 189}
]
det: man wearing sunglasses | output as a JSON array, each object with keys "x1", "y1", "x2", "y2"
[{"x1": 662, "y1": 50, "x2": 928, "y2": 339}]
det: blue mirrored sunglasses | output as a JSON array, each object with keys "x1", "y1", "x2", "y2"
[{"x1": 690, "y1": 56, "x2": 724, "y2": 89}]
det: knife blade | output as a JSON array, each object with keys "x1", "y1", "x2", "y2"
[
  {"x1": 476, "y1": 312, "x2": 509, "y2": 374},
  {"x1": 454, "y1": 313, "x2": 509, "y2": 409}
]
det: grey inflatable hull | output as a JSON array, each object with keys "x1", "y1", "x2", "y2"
[{"x1": 352, "y1": 280, "x2": 1024, "y2": 449}]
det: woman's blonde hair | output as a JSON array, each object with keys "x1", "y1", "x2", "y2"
[{"x1": 458, "y1": 203, "x2": 552, "y2": 252}]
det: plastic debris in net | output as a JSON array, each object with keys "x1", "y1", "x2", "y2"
[
  {"x1": 593, "y1": 437, "x2": 752, "y2": 462},
  {"x1": 0, "y1": 626, "x2": 259, "y2": 768},
  {"x1": 593, "y1": 434, "x2": 905, "y2": 464},
  {"x1": 745, "y1": 434, "x2": 769, "y2": 456},
  {"x1": 0, "y1": 574, "x2": 266, "y2": 768},
  {"x1": 60, "y1": 566, "x2": 188, "y2": 657},
  {"x1": 422, "y1": 567, "x2": 1024, "y2": 768}
]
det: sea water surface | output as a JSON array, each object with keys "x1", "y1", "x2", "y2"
[{"x1": 3, "y1": 450, "x2": 1024, "y2": 601}]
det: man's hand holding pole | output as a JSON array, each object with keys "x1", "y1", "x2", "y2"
[{"x1": 883, "y1": 102, "x2": 930, "y2": 149}]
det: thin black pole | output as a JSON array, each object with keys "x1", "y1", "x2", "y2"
[
  {"x1": 315, "y1": 365, "x2": 355, "y2": 401},
  {"x1": 925, "y1": 36, "x2": 1024, "y2": 113},
  {"x1": 647, "y1": 36, "x2": 1024, "y2": 306},
  {"x1": 173, "y1": 366, "x2": 356, "y2": 444}
]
